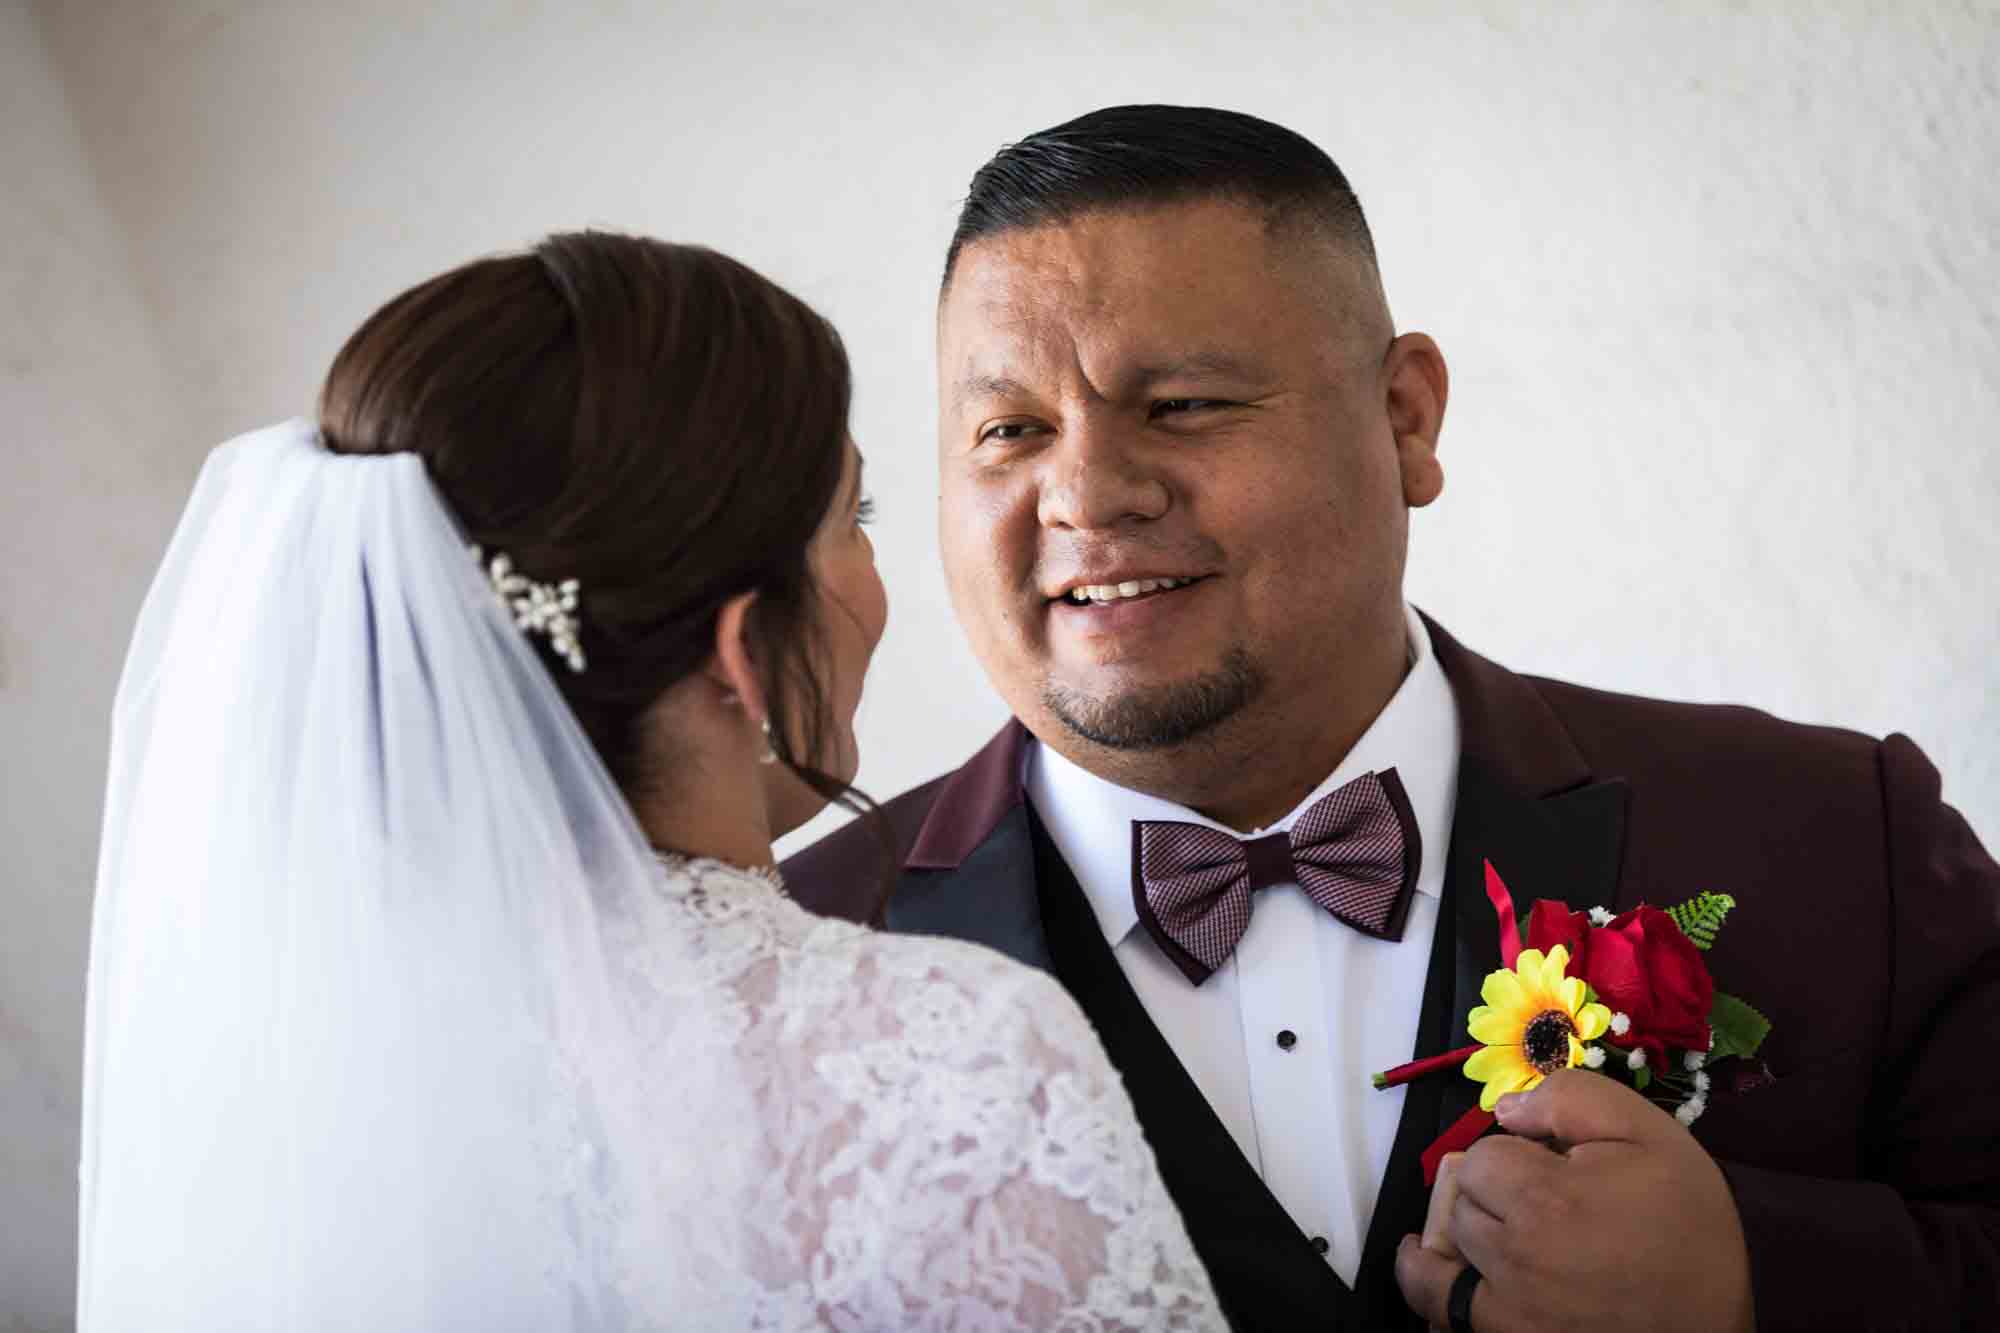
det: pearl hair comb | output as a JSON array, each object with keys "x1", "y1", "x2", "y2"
[{"x1": 473, "y1": 547, "x2": 586, "y2": 673}]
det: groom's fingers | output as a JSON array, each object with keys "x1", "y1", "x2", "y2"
[
  {"x1": 1494, "y1": 1067, "x2": 1664, "y2": 1148},
  {"x1": 1454, "y1": 1132, "x2": 1562, "y2": 1224},
  {"x1": 1395, "y1": 1234, "x2": 1460, "y2": 1329},
  {"x1": 1397, "y1": 1235, "x2": 1504, "y2": 1331},
  {"x1": 1420, "y1": 1152, "x2": 1464, "y2": 1259}
]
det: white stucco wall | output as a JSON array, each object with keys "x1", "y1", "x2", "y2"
[
  {"x1": 7, "y1": 2, "x2": 1998, "y2": 1322},
  {"x1": 1, "y1": 6, "x2": 188, "y2": 1329}
]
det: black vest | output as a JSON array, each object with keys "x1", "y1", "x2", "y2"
[{"x1": 1025, "y1": 803, "x2": 1462, "y2": 1332}]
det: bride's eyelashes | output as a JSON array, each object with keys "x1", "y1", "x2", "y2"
[{"x1": 856, "y1": 495, "x2": 877, "y2": 526}]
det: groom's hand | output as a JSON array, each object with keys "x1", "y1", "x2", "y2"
[{"x1": 1395, "y1": 1069, "x2": 1755, "y2": 1332}]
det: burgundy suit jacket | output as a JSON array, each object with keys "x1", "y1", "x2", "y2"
[{"x1": 784, "y1": 617, "x2": 2000, "y2": 1330}]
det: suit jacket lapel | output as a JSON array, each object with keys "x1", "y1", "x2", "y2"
[
  {"x1": 1353, "y1": 619, "x2": 1632, "y2": 1324},
  {"x1": 1436, "y1": 760, "x2": 1631, "y2": 1129},
  {"x1": 887, "y1": 804, "x2": 1055, "y2": 974},
  {"x1": 885, "y1": 722, "x2": 1058, "y2": 972},
  {"x1": 1424, "y1": 614, "x2": 1632, "y2": 1098}
]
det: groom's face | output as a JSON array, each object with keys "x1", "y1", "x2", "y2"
[{"x1": 936, "y1": 197, "x2": 1432, "y2": 764}]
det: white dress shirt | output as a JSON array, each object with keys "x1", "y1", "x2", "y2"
[{"x1": 1025, "y1": 605, "x2": 1461, "y2": 1286}]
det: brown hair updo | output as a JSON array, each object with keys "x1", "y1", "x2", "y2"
[{"x1": 320, "y1": 231, "x2": 862, "y2": 820}]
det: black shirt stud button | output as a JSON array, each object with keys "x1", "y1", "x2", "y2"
[
  {"x1": 1276, "y1": 1029, "x2": 1298, "y2": 1051},
  {"x1": 1312, "y1": 1236, "x2": 1330, "y2": 1255}
]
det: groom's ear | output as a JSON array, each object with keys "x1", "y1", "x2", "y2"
[
  {"x1": 706, "y1": 590, "x2": 767, "y2": 719},
  {"x1": 1383, "y1": 331, "x2": 1448, "y2": 509}
]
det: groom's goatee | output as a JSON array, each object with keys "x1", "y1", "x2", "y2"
[{"x1": 1044, "y1": 648, "x2": 1264, "y2": 751}]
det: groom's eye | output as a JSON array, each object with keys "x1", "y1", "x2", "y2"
[
  {"x1": 979, "y1": 421, "x2": 1043, "y2": 444},
  {"x1": 1150, "y1": 398, "x2": 1231, "y2": 419}
]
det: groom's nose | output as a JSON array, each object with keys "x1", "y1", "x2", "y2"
[{"x1": 1034, "y1": 418, "x2": 1171, "y2": 532}]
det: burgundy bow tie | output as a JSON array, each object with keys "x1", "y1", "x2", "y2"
[{"x1": 1131, "y1": 769, "x2": 1420, "y2": 985}]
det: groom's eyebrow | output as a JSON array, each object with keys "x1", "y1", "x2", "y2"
[
  {"x1": 953, "y1": 352, "x2": 1266, "y2": 409},
  {"x1": 1129, "y1": 350, "x2": 1263, "y2": 386},
  {"x1": 951, "y1": 372, "x2": 1033, "y2": 409}
]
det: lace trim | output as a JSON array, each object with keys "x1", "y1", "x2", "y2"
[{"x1": 651, "y1": 849, "x2": 788, "y2": 898}]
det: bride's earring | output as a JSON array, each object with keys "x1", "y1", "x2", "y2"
[{"x1": 758, "y1": 717, "x2": 779, "y2": 766}]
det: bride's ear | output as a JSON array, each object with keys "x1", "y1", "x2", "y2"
[{"x1": 707, "y1": 590, "x2": 767, "y2": 721}]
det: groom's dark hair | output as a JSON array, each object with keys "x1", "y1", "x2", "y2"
[{"x1": 942, "y1": 104, "x2": 1378, "y2": 287}]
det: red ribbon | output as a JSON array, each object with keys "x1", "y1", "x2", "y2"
[
  {"x1": 1422, "y1": 1107, "x2": 1497, "y2": 1185},
  {"x1": 1484, "y1": 859, "x2": 1521, "y2": 968}
]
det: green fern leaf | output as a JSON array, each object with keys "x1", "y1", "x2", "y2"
[{"x1": 1666, "y1": 891, "x2": 1736, "y2": 951}]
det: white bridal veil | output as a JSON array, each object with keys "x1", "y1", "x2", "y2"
[{"x1": 78, "y1": 421, "x2": 729, "y2": 1329}]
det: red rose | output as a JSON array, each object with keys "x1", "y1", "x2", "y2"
[
  {"x1": 1526, "y1": 901, "x2": 1713, "y2": 1070},
  {"x1": 1526, "y1": 900, "x2": 1595, "y2": 967}
]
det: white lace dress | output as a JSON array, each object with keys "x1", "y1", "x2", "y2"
[{"x1": 602, "y1": 855, "x2": 1224, "y2": 1331}]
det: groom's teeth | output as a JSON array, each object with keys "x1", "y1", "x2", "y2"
[{"x1": 1066, "y1": 577, "x2": 1193, "y2": 604}]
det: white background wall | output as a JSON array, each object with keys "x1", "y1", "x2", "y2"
[
  {"x1": 7, "y1": 2, "x2": 1997, "y2": 1324},
  {"x1": 4, "y1": 6, "x2": 190, "y2": 1327}
]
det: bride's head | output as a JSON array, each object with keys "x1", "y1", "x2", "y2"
[{"x1": 317, "y1": 232, "x2": 886, "y2": 857}]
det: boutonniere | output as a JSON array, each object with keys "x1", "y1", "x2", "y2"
[{"x1": 1374, "y1": 861, "x2": 1772, "y2": 1183}]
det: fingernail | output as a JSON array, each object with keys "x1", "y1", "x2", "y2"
[{"x1": 1494, "y1": 1092, "x2": 1523, "y2": 1120}]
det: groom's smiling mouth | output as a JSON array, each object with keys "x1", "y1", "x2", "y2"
[
  {"x1": 1054, "y1": 575, "x2": 1206, "y2": 606},
  {"x1": 1045, "y1": 573, "x2": 1217, "y2": 625}
]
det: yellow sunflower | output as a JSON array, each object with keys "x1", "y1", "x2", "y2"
[{"x1": 1463, "y1": 944, "x2": 1613, "y2": 1111}]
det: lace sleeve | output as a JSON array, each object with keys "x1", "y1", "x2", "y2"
[{"x1": 793, "y1": 935, "x2": 1225, "y2": 1331}]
